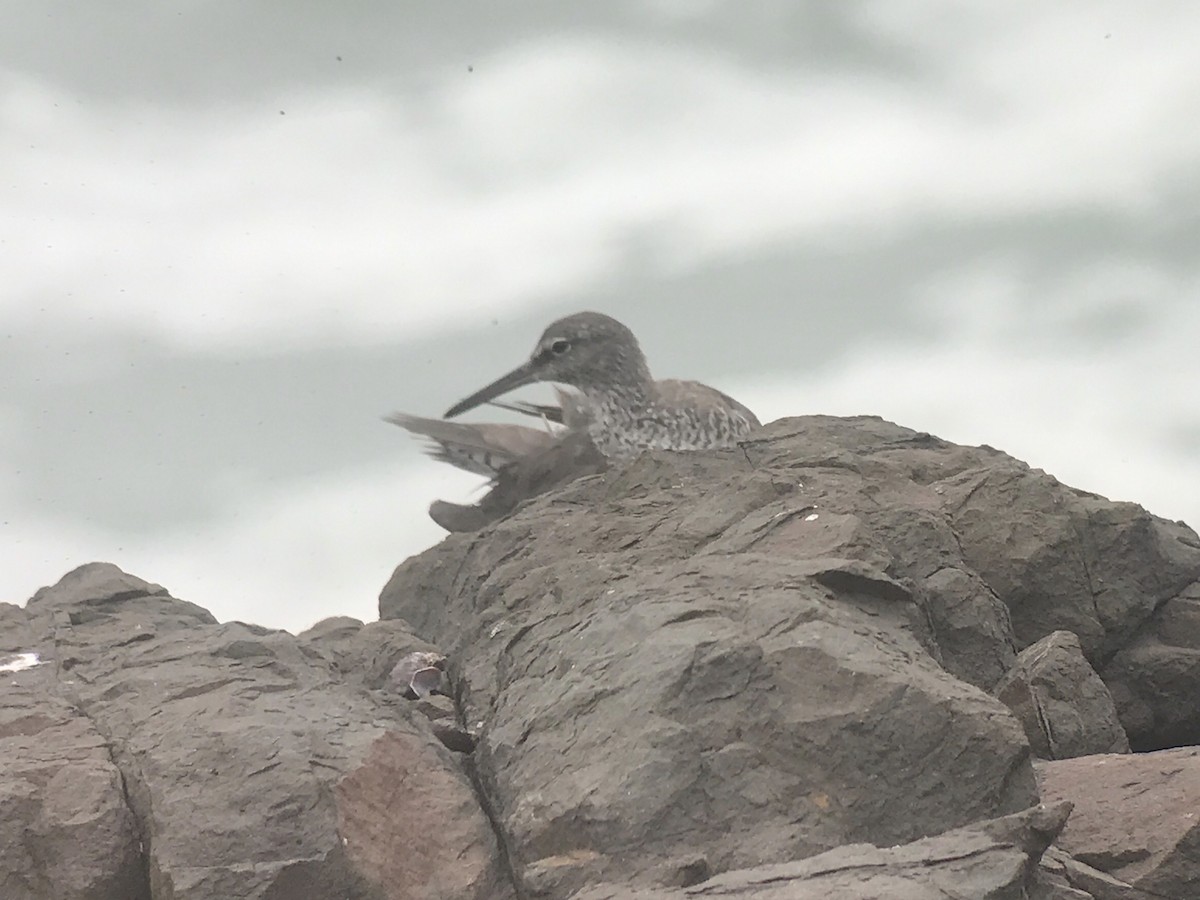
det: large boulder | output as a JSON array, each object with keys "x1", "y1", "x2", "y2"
[
  {"x1": 382, "y1": 414, "x2": 1200, "y2": 895},
  {"x1": 381, "y1": 418, "x2": 1047, "y2": 894}
]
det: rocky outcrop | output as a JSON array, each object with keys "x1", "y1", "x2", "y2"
[
  {"x1": 995, "y1": 630, "x2": 1130, "y2": 759},
  {"x1": 379, "y1": 415, "x2": 1200, "y2": 896},
  {"x1": 4, "y1": 415, "x2": 1200, "y2": 899},
  {"x1": 0, "y1": 564, "x2": 512, "y2": 900}
]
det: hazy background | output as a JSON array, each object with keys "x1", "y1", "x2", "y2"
[{"x1": 4, "y1": 1, "x2": 1198, "y2": 631}]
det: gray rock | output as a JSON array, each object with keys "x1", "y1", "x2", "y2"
[
  {"x1": 0, "y1": 662, "x2": 145, "y2": 899},
  {"x1": 382, "y1": 414, "x2": 1200, "y2": 895},
  {"x1": 1037, "y1": 847, "x2": 1157, "y2": 900},
  {"x1": 381, "y1": 421, "x2": 1042, "y2": 897},
  {"x1": 1103, "y1": 582, "x2": 1200, "y2": 750},
  {"x1": 935, "y1": 459, "x2": 1200, "y2": 749},
  {"x1": 8, "y1": 415, "x2": 1200, "y2": 899},
  {"x1": 570, "y1": 802, "x2": 1072, "y2": 899},
  {"x1": 1038, "y1": 748, "x2": 1200, "y2": 900},
  {"x1": 6, "y1": 563, "x2": 514, "y2": 900},
  {"x1": 995, "y1": 630, "x2": 1130, "y2": 759}
]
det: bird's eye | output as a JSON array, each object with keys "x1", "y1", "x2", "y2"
[{"x1": 550, "y1": 338, "x2": 571, "y2": 355}]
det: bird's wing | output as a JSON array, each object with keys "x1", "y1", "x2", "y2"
[
  {"x1": 657, "y1": 379, "x2": 762, "y2": 429},
  {"x1": 385, "y1": 412, "x2": 558, "y2": 478},
  {"x1": 430, "y1": 429, "x2": 607, "y2": 532}
]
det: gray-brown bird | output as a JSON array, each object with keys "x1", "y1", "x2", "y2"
[
  {"x1": 387, "y1": 311, "x2": 759, "y2": 531},
  {"x1": 443, "y1": 311, "x2": 760, "y2": 457}
]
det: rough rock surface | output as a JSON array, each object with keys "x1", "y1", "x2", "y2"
[
  {"x1": 379, "y1": 415, "x2": 1200, "y2": 896},
  {"x1": 6, "y1": 415, "x2": 1200, "y2": 899},
  {"x1": 571, "y1": 802, "x2": 1072, "y2": 899},
  {"x1": 1038, "y1": 748, "x2": 1200, "y2": 898},
  {"x1": 1103, "y1": 580, "x2": 1200, "y2": 752},
  {"x1": 378, "y1": 416, "x2": 1197, "y2": 895},
  {"x1": 0, "y1": 564, "x2": 512, "y2": 900},
  {"x1": 995, "y1": 630, "x2": 1130, "y2": 759},
  {"x1": 0, "y1": 622, "x2": 144, "y2": 900}
]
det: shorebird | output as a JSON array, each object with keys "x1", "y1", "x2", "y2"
[
  {"x1": 387, "y1": 311, "x2": 758, "y2": 531},
  {"x1": 443, "y1": 311, "x2": 760, "y2": 457}
]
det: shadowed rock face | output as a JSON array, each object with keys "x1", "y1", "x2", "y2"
[{"x1": 5, "y1": 415, "x2": 1200, "y2": 899}]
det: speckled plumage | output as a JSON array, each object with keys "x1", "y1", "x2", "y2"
[{"x1": 444, "y1": 311, "x2": 760, "y2": 459}]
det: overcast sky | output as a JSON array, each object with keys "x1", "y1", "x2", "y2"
[{"x1": 4, "y1": 1, "x2": 1198, "y2": 631}]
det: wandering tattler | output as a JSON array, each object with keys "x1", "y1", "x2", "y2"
[
  {"x1": 387, "y1": 311, "x2": 759, "y2": 531},
  {"x1": 443, "y1": 311, "x2": 760, "y2": 457}
]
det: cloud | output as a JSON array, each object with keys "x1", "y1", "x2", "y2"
[{"x1": 4, "y1": 6, "x2": 1199, "y2": 349}]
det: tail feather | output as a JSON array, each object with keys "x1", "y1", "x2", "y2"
[{"x1": 385, "y1": 412, "x2": 558, "y2": 478}]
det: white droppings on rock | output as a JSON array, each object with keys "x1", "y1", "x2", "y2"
[
  {"x1": 0, "y1": 651, "x2": 41, "y2": 673},
  {"x1": 805, "y1": 513, "x2": 820, "y2": 522}
]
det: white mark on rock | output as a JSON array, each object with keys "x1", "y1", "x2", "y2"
[
  {"x1": 0, "y1": 651, "x2": 41, "y2": 673},
  {"x1": 805, "y1": 513, "x2": 819, "y2": 522}
]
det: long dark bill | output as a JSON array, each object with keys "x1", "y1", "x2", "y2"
[{"x1": 444, "y1": 359, "x2": 540, "y2": 418}]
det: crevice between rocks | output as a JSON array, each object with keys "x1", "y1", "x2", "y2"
[
  {"x1": 113, "y1": 764, "x2": 154, "y2": 900},
  {"x1": 450, "y1": 674, "x2": 528, "y2": 900},
  {"x1": 49, "y1": 629, "x2": 154, "y2": 900}
]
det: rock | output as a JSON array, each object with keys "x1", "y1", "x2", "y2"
[
  {"x1": 381, "y1": 415, "x2": 1200, "y2": 895},
  {"x1": 918, "y1": 564, "x2": 1017, "y2": 690},
  {"x1": 995, "y1": 630, "x2": 1130, "y2": 759},
  {"x1": 381, "y1": 420, "x2": 1043, "y2": 897},
  {"x1": 1103, "y1": 582, "x2": 1200, "y2": 750},
  {"x1": 4, "y1": 563, "x2": 514, "y2": 900},
  {"x1": 587, "y1": 414, "x2": 1200, "y2": 747},
  {"x1": 571, "y1": 802, "x2": 1072, "y2": 899},
  {"x1": 9, "y1": 415, "x2": 1200, "y2": 899},
  {"x1": 935, "y1": 457, "x2": 1200, "y2": 749},
  {"x1": 298, "y1": 614, "x2": 442, "y2": 691},
  {"x1": 1037, "y1": 847, "x2": 1155, "y2": 900},
  {"x1": 1037, "y1": 748, "x2": 1200, "y2": 898},
  {"x1": 0, "y1": 656, "x2": 145, "y2": 900}
]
